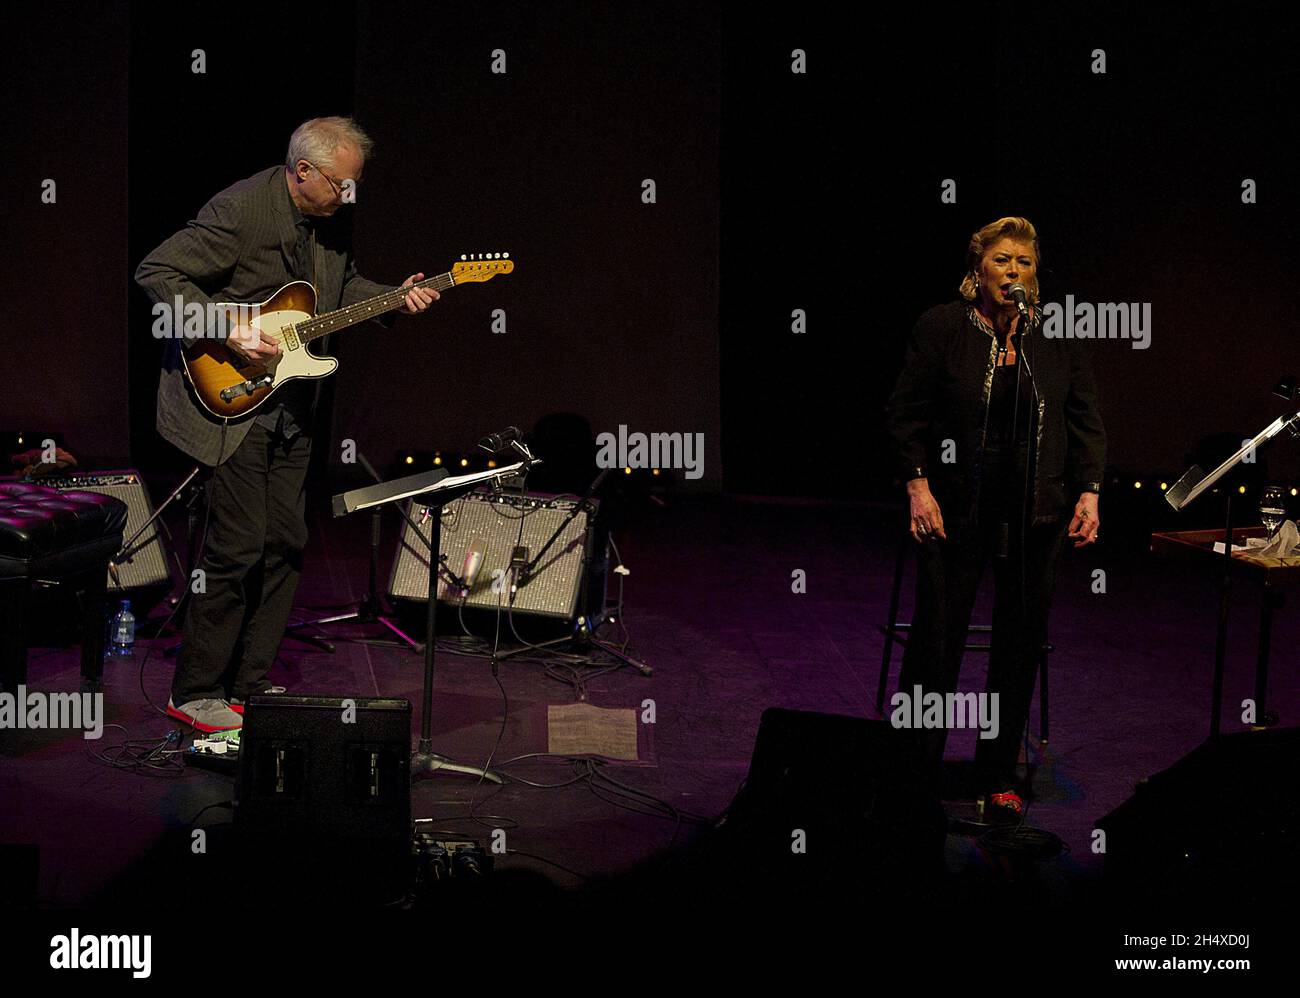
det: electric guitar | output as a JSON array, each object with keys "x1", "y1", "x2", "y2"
[{"x1": 181, "y1": 254, "x2": 513, "y2": 418}]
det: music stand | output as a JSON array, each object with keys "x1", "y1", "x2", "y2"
[
  {"x1": 332, "y1": 459, "x2": 535, "y2": 782},
  {"x1": 288, "y1": 452, "x2": 425, "y2": 653},
  {"x1": 1166, "y1": 405, "x2": 1300, "y2": 736}
]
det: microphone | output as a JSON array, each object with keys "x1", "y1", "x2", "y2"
[
  {"x1": 460, "y1": 538, "x2": 487, "y2": 595},
  {"x1": 1007, "y1": 283, "x2": 1032, "y2": 320},
  {"x1": 477, "y1": 426, "x2": 521, "y2": 453}
]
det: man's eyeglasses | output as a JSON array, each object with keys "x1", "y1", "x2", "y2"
[{"x1": 303, "y1": 160, "x2": 359, "y2": 200}]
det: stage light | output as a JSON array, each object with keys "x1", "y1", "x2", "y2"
[
  {"x1": 652, "y1": 468, "x2": 660, "y2": 476},
  {"x1": 1160, "y1": 482, "x2": 1168, "y2": 491},
  {"x1": 460, "y1": 458, "x2": 469, "y2": 468},
  {"x1": 487, "y1": 459, "x2": 497, "y2": 468},
  {"x1": 1134, "y1": 481, "x2": 1142, "y2": 489},
  {"x1": 1239, "y1": 485, "x2": 1247, "y2": 495},
  {"x1": 405, "y1": 455, "x2": 414, "y2": 465},
  {"x1": 434, "y1": 454, "x2": 442, "y2": 466},
  {"x1": 1292, "y1": 488, "x2": 1298, "y2": 497},
  {"x1": 624, "y1": 467, "x2": 632, "y2": 475}
]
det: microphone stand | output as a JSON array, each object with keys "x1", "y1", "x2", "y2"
[
  {"x1": 131, "y1": 465, "x2": 204, "y2": 642},
  {"x1": 988, "y1": 301, "x2": 1045, "y2": 794},
  {"x1": 494, "y1": 466, "x2": 651, "y2": 675},
  {"x1": 519, "y1": 468, "x2": 609, "y2": 582},
  {"x1": 114, "y1": 466, "x2": 201, "y2": 571}
]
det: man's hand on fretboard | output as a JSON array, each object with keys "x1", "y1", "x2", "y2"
[{"x1": 399, "y1": 273, "x2": 439, "y2": 314}]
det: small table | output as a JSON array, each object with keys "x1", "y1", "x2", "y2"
[{"x1": 1150, "y1": 527, "x2": 1299, "y2": 736}]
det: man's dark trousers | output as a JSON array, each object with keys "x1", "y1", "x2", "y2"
[{"x1": 171, "y1": 421, "x2": 311, "y2": 704}]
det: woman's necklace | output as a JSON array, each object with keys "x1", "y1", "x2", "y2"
[{"x1": 970, "y1": 305, "x2": 1017, "y2": 365}]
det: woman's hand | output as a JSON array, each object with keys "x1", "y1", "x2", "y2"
[
  {"x1": 907, "y1": 478, "x2": 947, "y2": 543},
  {"x1": 1068, "y1": 491, "x2": 1100, "y2": 547}
]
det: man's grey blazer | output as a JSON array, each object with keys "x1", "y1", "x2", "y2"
[{"x1": 135, "y1": 166, "x2": 396, "y2": 466}]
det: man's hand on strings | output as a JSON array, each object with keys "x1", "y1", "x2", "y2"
[{"x1": 228, "y1": 323, "x2": 282, "y2": 365}]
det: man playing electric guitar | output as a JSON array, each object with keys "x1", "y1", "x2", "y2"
[{"x1": 135, "y1": 116, "x2": 437, "y2": 731}]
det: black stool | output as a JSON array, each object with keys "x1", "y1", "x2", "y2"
[
  {"x1": 876, "y1": 520, "x2": 1054, "y2": 744},
  {"x1": 0, "y1": 482, "x2": 128, "y2": 693}
]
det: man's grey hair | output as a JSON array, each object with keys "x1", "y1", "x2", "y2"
[{"x1": 286, "y1": 117, "x2": 374, "y2": 171}]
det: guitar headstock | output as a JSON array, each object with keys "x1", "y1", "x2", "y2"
[{"x1": 452, "y1": 252, "x2": 514, "y2": 282}]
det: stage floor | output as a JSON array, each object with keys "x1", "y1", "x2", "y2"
[{"x1": 2, "y1": 493, "x2": 1297, "y2": 918}]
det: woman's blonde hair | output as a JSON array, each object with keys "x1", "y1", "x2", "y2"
[{"x1": 958, "y1": 216, "x2": 1040, "y2": 301}]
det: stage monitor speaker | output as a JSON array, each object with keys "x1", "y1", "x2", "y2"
[
  {"x1": 21, "y1": 470, "x2": 173, "y2": 595},
  {"x1": 710, "y1": 708, "x2": 946, "y2": 895},
  {"x1": 236, "y1": 695, "x2": 412, "y2": 905},
  {"x1": 1096, "y1": 727, "x2": 1300, "y2": 903},
  {"x1": 388, "y1": 488, "x2": 596, "y2": 620}
]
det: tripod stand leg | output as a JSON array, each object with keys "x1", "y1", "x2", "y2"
[
  {"x1": 493, "y1": 632, "x2": 575, "y2": 660},
  {"x1": 590, "y1": 636, "x2": 652, "y2": 676},
  {"x1": 282, "y1": 630, "x2": 336, "y2": 653},
  {"x1": 378, "y1": 615, "x2": 423, "y2": 652},
  {"x1": 290, "y1": 610, "x2": 366, "y2": 628}
]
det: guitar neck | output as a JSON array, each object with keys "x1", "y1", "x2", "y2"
[{"x1": 296, "y1": 272, "x2": 454, "y2": 343}]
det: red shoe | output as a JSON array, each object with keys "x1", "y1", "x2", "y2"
[
  {"x1": 167, "y1": 697, "x2": 242, "y2": 732},
  {"x1": 988, "y1": 790, "x2": 1024, "y2": 823}
]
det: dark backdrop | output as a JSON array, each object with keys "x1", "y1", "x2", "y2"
[
  {"x1": 6, "y1": 3, "x2": 1300, "y2": 505},
  {"x1": 2, "y1": 3, "x2": 129, "y2": 467},
  {"x1": 723, "y1": 4, "x2": 1300, "y2": 501}
]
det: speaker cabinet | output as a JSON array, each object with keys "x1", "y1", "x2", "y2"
[
  {"x1": 1096, "y1": 727, "x2": 1300, "y2": 903},
  {"x1": 710, "y1": 708, "x2": 946, "y2": 895},
  {"x1": 236, "y1": 695, "x2": 412, "y2": 904}
]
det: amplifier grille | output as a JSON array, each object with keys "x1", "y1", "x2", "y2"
[
  {"x1": 388, "y1": 490, "x2": 591, "y2": 620},
  {"x1": 31, "y1": 471, "x2": 172, "y2": 593}
]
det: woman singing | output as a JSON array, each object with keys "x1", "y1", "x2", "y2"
[{"x1": 885, "y1": 216, "x2": 1106, "y2": 820}]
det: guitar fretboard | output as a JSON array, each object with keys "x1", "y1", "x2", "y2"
[{"x1": 297, "y1": 272, "x2": 455, "y2": 343}]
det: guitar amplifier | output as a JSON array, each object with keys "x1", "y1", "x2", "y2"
[
  {"x1": 388, "y1": 489, "x2": 597, "y2": 620},
  {"x1": 11, "y1": 470, "x2": 173, "y2": 594}
]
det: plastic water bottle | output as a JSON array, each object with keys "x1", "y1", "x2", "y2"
[{"x1": 110, "y1": 600, "x2": 136, "y2": 657}]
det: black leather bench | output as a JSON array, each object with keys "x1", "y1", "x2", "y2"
[{"x1": 0, "y1": 482, "x2": 128, "y2": 693}]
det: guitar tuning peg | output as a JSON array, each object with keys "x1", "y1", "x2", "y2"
[
  {"x1": 503, "y1": 252, "x2": 509, "y2": 258},
  {"x1": 460, "y1": 255, "x2": 466, "y2": 261}
]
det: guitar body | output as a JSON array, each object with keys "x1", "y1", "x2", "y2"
[{"x1": 182, "y1": 281, "x2": 337, "y2": 419}]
